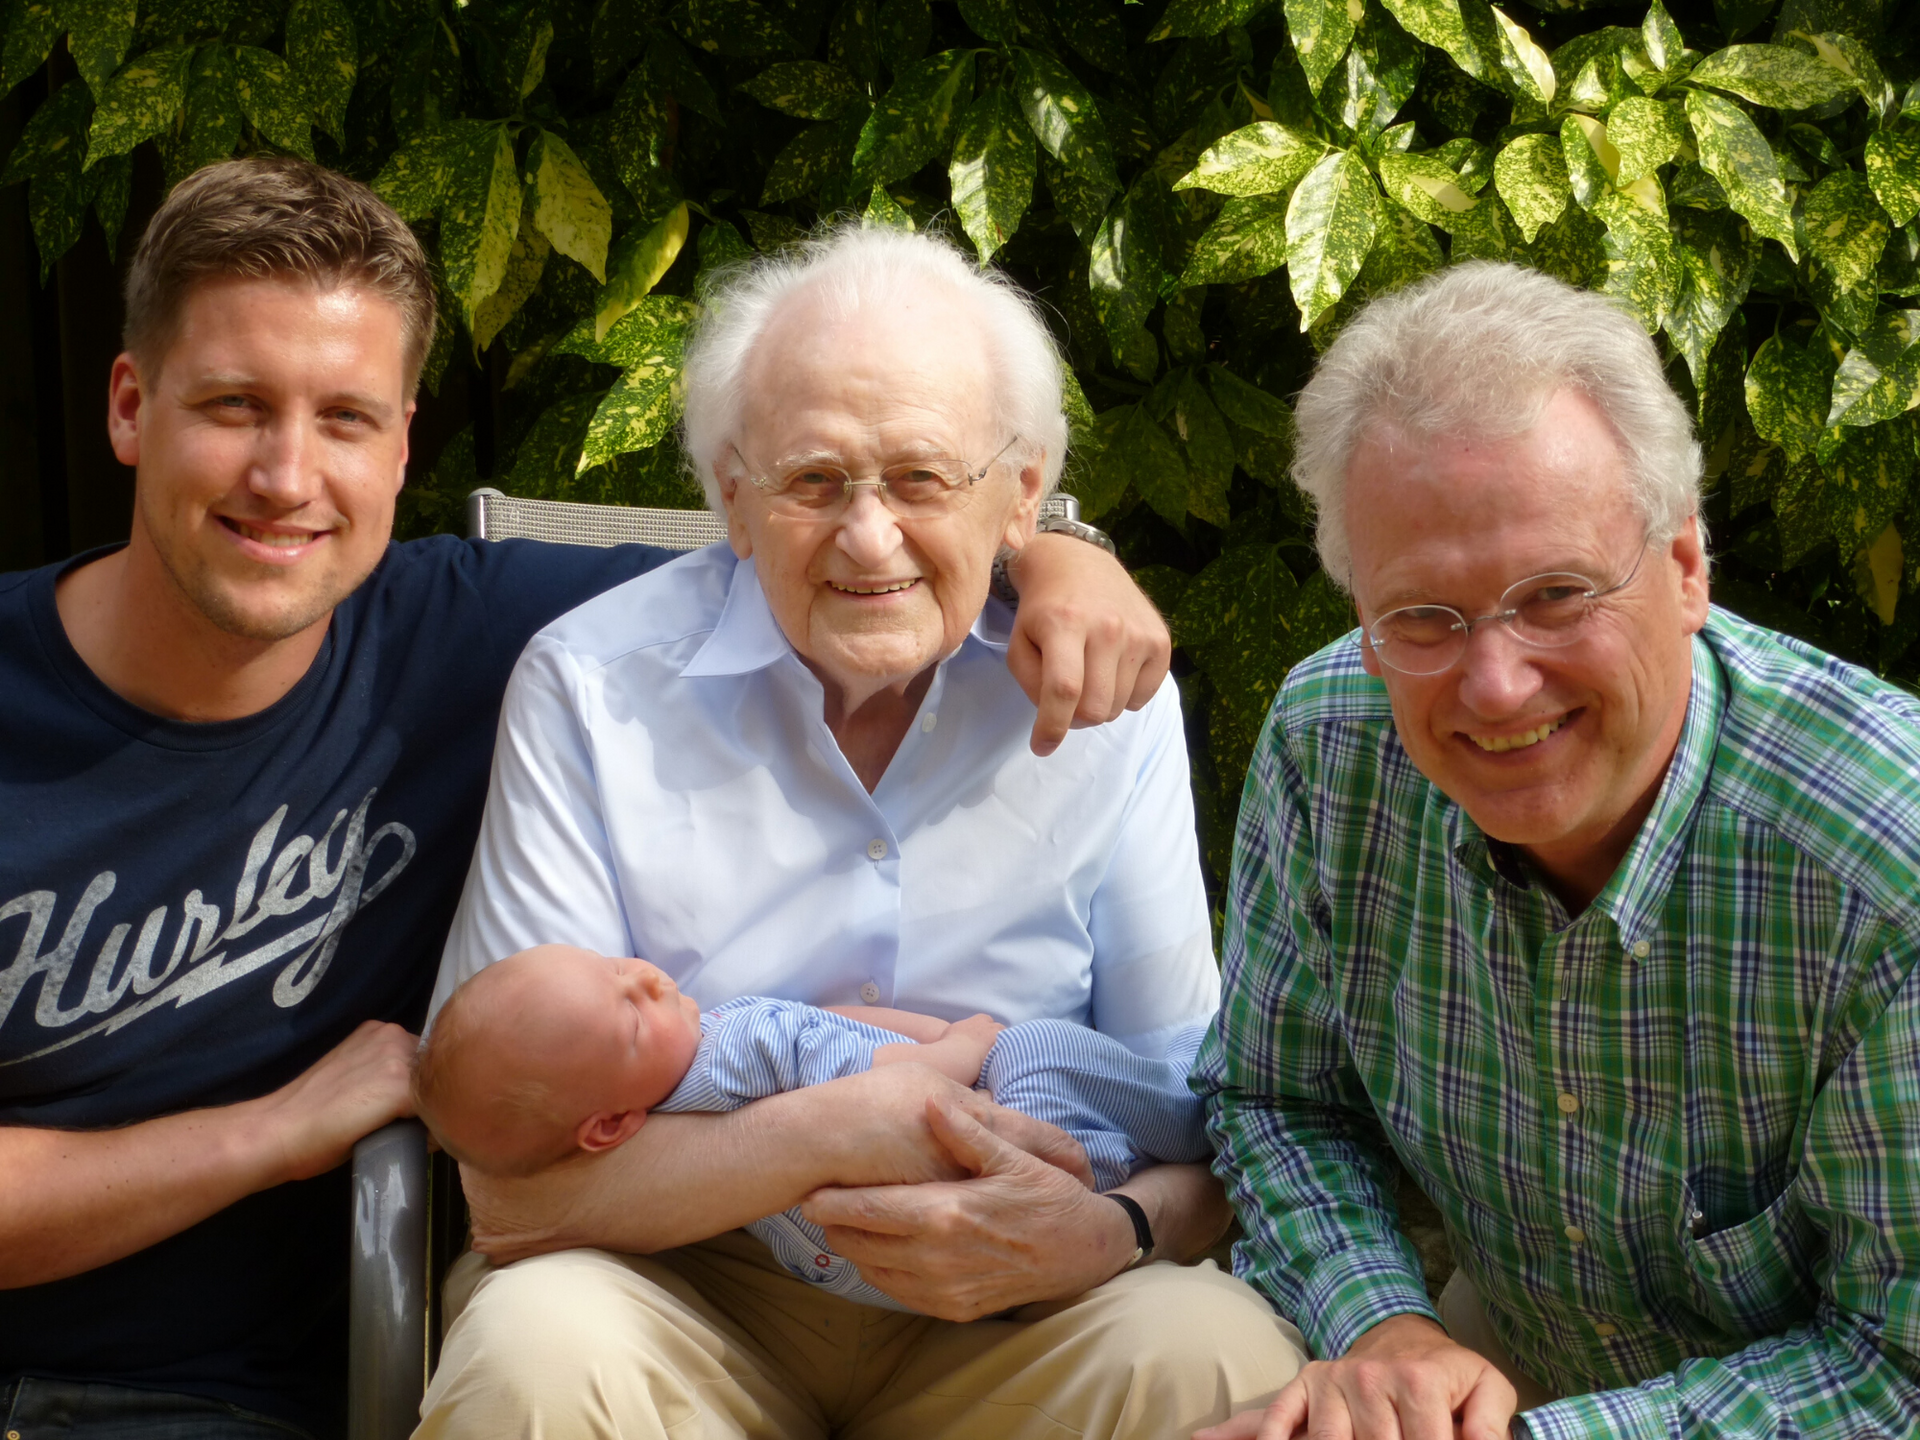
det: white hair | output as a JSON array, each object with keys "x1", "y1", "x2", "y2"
[
  {"x1": 1292, "y1": 261, "x2": 1703, "y2": 589},
  {"x1": 679, "y1": 223, "x2": 1069, "y2": 509}
]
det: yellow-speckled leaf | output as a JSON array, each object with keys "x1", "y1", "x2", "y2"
[
  {"x1": 1285, "y1": 148, "x2": 1381, "y2": 330},
  {"x1": 1641, "y1": 0, "x2": 1680, "y2": 73},
  {"x1": 1011, "y1": 46, "x2": 1115, "y2": 193},
  {"x1": 1746, "y1": 332, "x2": 1836, "y2": 463},
  {"x1": 1378, "y1": 0, "x2": 1467, "y2": 61},
  {"x1": 1560, "y1": 113, "x2": 1617, "y2": 208},
  {"x1": 85, "y1": 44, "x2": 190, "y2": 167},
  {"x1": 579, "y1": 365, "x2": 681, "y2": 471},
  {"x1": 1445, "y1": 188, "x2": 1522, "y2": 262},
  {"x1": 1827, "y1": 308, "x2": 1920, "y2": 428},
  {"x1": 949, "y1": 86, "x2": 1034, "y2": 263},
  {"x1": 1864, "y1": 126, "x2": 1920, "y2": 230},
  {"x1": 528, "y1": 129, "x2": 612, "y2": 283},
  {"x1": 1089, "y1": 184, "x2": 1164, "y2": 352},
  {"x1": 1666, "y1": 207, "x2": 1759, "y2": 385},
  {"x1": 162, "y1": 42, "x2": 240, "y2": 184},
  {"x1": 761, "y1": 121, "x2": 848, "y2": 204},
  {"x1": 1095, "y1": 404, "x2": 1187, "y2": 524},
  {"x1": 472, "y1": 206, "x2": 549, "y2": 353},
  {"x1": 1283, "y1": 0, "x2": 1356, "y2": 98},
  {"x1": 594, "y1": 201, "x2": 690, "y2": 342},
  {"x1": 63, "y1": 0, "x2": 136, "y2": 95},
  {"x1": 285, "y1": 0, "x2": 355, "y2": 142},
  {"x1": 3, "y1": 76, "x2": 88, "y2": 187},
  {"x1": 3, "y1": 0, "x2": 60, "y2": 92},
  {"x1": 1609, "y1": 97, "x2": 1685, "y2": 186},
  {"x1": 1172, "y1": 370, "x2": 1233, "y2": 527},
  {"x1": 1686, "y1": 89, "x2": 1797, "y2": 261},
  {"x1": 1803, "y1": 169, "x2": 1889, "y2": 298},
  {"x1": 1526, "y1": 197, "x2": 1606, "y2": 288},
  {"x1": 439, "y1": 123, "x2": 522, "y2": 330},
  {"x1": 1173, "y1": 542, "x2": 1306, "y2": 733},
  {"x1": 673, "y1": 0, "x2": 793, "y2": 59},
  {"x1": 232, "y1": 45, "x2": 314, "y2": 159},
  {"x1": 1687, "y1": 43, "x2": 1857, "y2": 110},
  {"x1": 1817, "y1": 419, "x2": 1914, "y2": 550},
  {"x1": 1208, "y1": 365, "x2": 1295, "y2": 437},
  {"x1": 1494, "y1": 132, "x2": 1569, "y2": 244},
  {"x1": 1856, "y1": 521, "x2": 1901, "y2": 625},
  {"x1": 1172, "y1": 121, "x2": 1323, "y2": 198},
  {"x1": 740, "y1": 59, "x2": 862, "y2": 120},
  {"x1": 1490, "y1": 6, "x2": 1553, "y2": 108},
  {"x1": 1378, "y1": 150, "x2": 1477, "y2": 229},
  {"x1": 853, "y1": 48, "x2": 973, "y2": 187},
  {"x1": 553, "y1": 294, "x2": 699, "y2": 368},
  {"x1": 372, "y1": 124, "x2": 470, "y2": 222},
  {"x1": 863, "y1": 184, "x2": 912, "y2": 229},
  {"x1": 1180, "y1": 192, "x2": 1289, "y2": 286},
  {"x1": 1592, "y1": 187, "x2": 1678, "y2": 333}
]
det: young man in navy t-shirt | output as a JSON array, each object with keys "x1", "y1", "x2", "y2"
[{"x1": 0, "y1": 158, "x2": 1171, "y2": 1439}]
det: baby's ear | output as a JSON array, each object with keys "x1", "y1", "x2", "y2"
[{"x1": 576, "y1": 1109, "x2": 648, "y2": 1153}]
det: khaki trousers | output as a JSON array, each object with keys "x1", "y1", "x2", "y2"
[
  {"x1": 1437, "y1": 1269, "x2": 1561, "y2": 1413},
  {"x1": 416, "y1": 1229, "x2": 1307, "y2": 1440}
]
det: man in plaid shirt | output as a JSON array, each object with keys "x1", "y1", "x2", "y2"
[{"x1": 1195, "y1": 264, "x2": 1920, "y2": 1440}]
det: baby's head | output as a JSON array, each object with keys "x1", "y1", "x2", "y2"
[{"x1": 413, "y1": 944, "x2": 703, "y2": 1176}]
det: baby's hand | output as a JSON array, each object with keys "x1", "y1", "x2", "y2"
[
  {"x1": 942, "y1": 1013, "x2": 1006, "y2": 1049},
  {"x1": 872, "y1": 1013, "x2": 1006, "y2": 1089}
]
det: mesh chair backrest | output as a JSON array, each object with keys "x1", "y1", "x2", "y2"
[{"x1": 467, "y1": 489, "x2": 1081, "y2": 552}]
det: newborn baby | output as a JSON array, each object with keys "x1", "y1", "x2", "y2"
[{"x1": 414, "y1": 944, "x2": 1209, "y2": 1310}]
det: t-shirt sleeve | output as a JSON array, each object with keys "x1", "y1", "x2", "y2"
[
  {"x1": 428, "y1": 632, "x2": 634, "y2": 1020},
  {"x1": 458, "y1": 536, "x2": 674, "y2": 673},
  {"x1": 656, "y1": 1000, "x2": 900, "y2": 1113},
  {"x1": 1085, "y1": 680, "x2": 1220, "y2": 1057}
]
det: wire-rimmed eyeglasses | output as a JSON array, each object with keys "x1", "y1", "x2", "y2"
[
  {"x1": 1361, "y1": 540, "x2": 1653, "y2": 676},
  {"x1": 735, "y1": 435, "x2": 1024, "y2": 518}
]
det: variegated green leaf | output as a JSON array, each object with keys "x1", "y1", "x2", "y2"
[
  {"x1": 1378, "y1": 150, "x2": 1477, "y2": 229},
  {"x1": 1172, "y1": 121, "x2": 1323, "y2": 198},
  {"x1": 1803, "y1": 169, "x2": 1889, "y2": 299},
  {"x1": 1489, "y1": 5, "x2": 1553, "y2": 108},
  {"x1": 674, "y1": 0, "x2": 793, "y2": 59},
  {"x1": 1687, "y1": 43, "x2": 1857, "y2": 110},
  {"x1": 1378, "y1": 0, "x2": 1467, "y2": 59},
  {"x1": 949, "y1": 86, "x2": 1034, "y2": 264},
  {"x1": 529, "y1": 130, "x2": 612, "y2": 283},
  {"x1": 372, "y1": 124, "x2": 469, "y2": 222},
  {"x1": 1686, "y1": 89, "x2": 1797, "y2": 262},
  {"x1": 1448, "y1": 187, "x2": 1525, "y2": 262},
  {"x1": 1180, "y1": 192, "x2": 1290, "y2": 286},
  {"x1": 1285, "y1": 148, "x2": 1381, "y2": 330},
  {"x1": 3, "y1": 76, "x2": 88, "y2": 185},
  {"x1": 63, "y1": 0, "x2": 137, "y2": 95},
  {"x1": 1283, "y1": 0, "x2": 1356, "y2": 98},
  {"x1": 960, "y1": 0, "x2": 1018, "y2": 42},
  {"x1": 1864, "y1": 126, "x2": 1920, "y2": 230},
  {"x1": 1011, "y1": 46, "x2": 1115, "y2": 192},
  {"x1": 1208, "y1": 365, "x2": 1294, "y2": 437},
  {"x1": 1827, "y1": 309, "x2": 1920, "y2": 429},
  {"x1": 647, "y1": 30, "x2": 724, "y2": 125},
  {"x1": 232, "y1": 45, "x2": 315, "y2": 159},
  {"x1": 285, "y1": 0, "x2": 356, "y2": 142},
  {"x1": 594, "y1": 200, "x2": 689, "y2": 342},
  {"x1": 740, "y1": 60, "x2": 862, "y2": 120},
  {"x1": 439, "y1": 122, "x2": 522, "y2": 329},
  {"x1": 161, "y1": 42, "x2": 240, "y2": 184},
  {"x1": 1667, "y1": 207, "x2": 1759, "y2": 386},
  {"x1": 1817, "y1": 420, "x2": 1913, "y2": 550},
  {"x1": 1171, "y1": 369, "x2": 1233, "y2": 526},
  {"x1": 1433, "y1": 137, "x2": 1494, "y2": 193},
  {"x1": 1798, "y1": 31, "x2": 1894, "y2": 121},
  {"x1": 1560, "y1": 113, "x2": 1618, "y2": 208},
  {"x1": 579, "y1": 364, "x2": 680, "y2": 471},
  {"x1": 863, "y1": 183, "x2": 913, "y2": 229},
  {"x1": 1494, "y1": 133, "x2": 1569, "y2": 244},
  {"x1": 85, "y1": 44, "x2": 190, "y2": 167},
  {"x1": 1526, "y1": 197, "x2": 1607, "y2": 288},
  {"x1": 1149, "y1": 0, "x2": 1270, "y2": 42},
  {"x1": 389, "y1": 15, "x2": 461, "y2": 141},
  {"x1": 1609, "y1": 97, "x2": 1685, "y2": 186},
  {"x1": 1593, "y1": 187, "x2": 1678, "y2": 333},
  {"x1": 91, "y1": 148, "x2": 128, "y2": 255},
  {"x1": 1089, "y1": 185, "x2": 1164, "y2": 353},
  {"x1": 1353, "y1": 194, "x2": 1445, "y2": 281},
  {"x1": 853, "y1": 48, "x2": 973, "y2": 186},
  {"x1": 506, "y1": 393, "x2": 597, "y2": 497},
  {"x1": 589, "y1": 0, "x2": 649, "y2": 92},
  {"x1": 554, "y1": 294, "x2": 699, "y2": 367},
  {"x1": 3, "y1": 0, "x2": 60, "y2": 92},
  {"x1": 472, "y1": 206, "x2": 549, "y2": 353},
  {"x1": 27, "y1": 156, "x2": 90, "y2": 277},
  {"x1": 1746, "y1": 332, "x2": 1836, "y2": 463},
  {"x1": 761, "y1": 121, "x2": 845, "y2": 204},
  {"x1": 1641, "y1": 0, "x2": 1680, "y2": 73}
]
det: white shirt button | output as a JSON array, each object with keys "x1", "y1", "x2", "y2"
[
  {"x1": 1563, "y1": 1224, "x2": 1587, "y2": 1245},
  {"x1": 1631, "y1": 939, "x2": 1651, "y2": 959},
  {"x1": 860, "y1": 981, "x2": 881, "y2": 1004},
  {"x1": 1556, "y1": 1092, "x2": 1581, "y2": 1115},
  {"x1": 867, "y1": 838, "x2": 888, "y2": 860},
  {"x1": 921, "y1": 712, "x2": 937, "y2": 732}
]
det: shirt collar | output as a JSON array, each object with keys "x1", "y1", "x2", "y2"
[{"x1": 680, "y1": 552, "x2": 1015, "y2": 679}]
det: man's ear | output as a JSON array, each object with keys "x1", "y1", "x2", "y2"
[
  {"x1": 394, "y1": 400, "x2": 416, "y2": 496},
  {"x1": 1670, "y1": 513, "x2": 1711, "y2": 634},
  {"x1": 107, "y1": 353, "x2": 145, "y2": 467},
  {"x1": 576, "y1": 1109, "x2": 648, "y2": 1154},
  {"x1": 1001, "y1": 451, "x2": 1045, "y2": 553},
  {"x1": 714, "y1": 460, "x2": 752, "y2": 560}
]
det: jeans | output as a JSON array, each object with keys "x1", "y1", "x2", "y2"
[{"x1": 2, "y1": 1378, "x2": 314, "y2": 1440}]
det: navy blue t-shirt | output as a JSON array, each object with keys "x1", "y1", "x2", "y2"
[{"x1": 0, "y1": 534, "x2": 669, "y2": 1436}]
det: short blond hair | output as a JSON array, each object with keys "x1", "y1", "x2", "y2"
[{"x1": 124, "y1": 156, "x2": 437, "y2": 392}]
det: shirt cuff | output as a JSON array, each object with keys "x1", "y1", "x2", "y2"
[
  {"x1": 1518, "y1": 1383, "x2": 1673, "y2": 1440},
  {"x1": 1294, "y1": 1243, "x2": 1441, "y2": 1358}
]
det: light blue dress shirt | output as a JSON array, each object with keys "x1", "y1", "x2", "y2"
[{"x1": 431, "y1": 543, "x2": 1218, "y2": 1060}]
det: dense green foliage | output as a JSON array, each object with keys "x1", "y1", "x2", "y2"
[{"x1": 6, "y1": 0, "x2": 1919, "y2": 903}]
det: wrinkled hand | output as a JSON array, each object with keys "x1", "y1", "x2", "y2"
[
  {"x1": 253, "y1": 1020, "x2": 416, "y2": 1183},
  {"x1": 1194, "y1": 1314, "x2": 1516, "y2": 1440},
  {"x1": 802, "y1": 1095, "x2": 1128, "y2": 1320},
  {"x1": 1005, "y1": 532, "x2": 1171, "y2": 756}
]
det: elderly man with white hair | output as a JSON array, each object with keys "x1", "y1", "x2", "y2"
[
  {"x1": 1197, "y1": 262, "x2": 1920, "y2": 1440},
  {"x1": 415, "y1": 224, "x2": 1308, "y2": 1438}
]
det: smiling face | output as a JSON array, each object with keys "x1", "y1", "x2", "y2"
[
  {"x1": 108, "y1": 274, "x2": 414, "y2": 645},
  {"x1": 1346, "y1": 388, "x2": 1709, "y2": 892},
  {"x1": 716, "y1": 287, "x2": 1043, "y2": 715}
]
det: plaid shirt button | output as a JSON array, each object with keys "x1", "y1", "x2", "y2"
[{"x1": 1555, "y1": 1092, "x2": 1580, "y2": 1115}]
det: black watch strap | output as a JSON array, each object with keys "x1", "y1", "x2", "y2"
[{"x1": 1107, "y1": 1192, "x2": 1155, "y2": 1268}]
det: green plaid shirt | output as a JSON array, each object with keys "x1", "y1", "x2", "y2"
[{"x1": 1195, "y1": 608, "x2": 1920, "y2": 1438}]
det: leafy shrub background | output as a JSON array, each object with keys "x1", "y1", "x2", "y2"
[{"x1": 6, "y1": 0, "x2": 1919, "y2": 914}]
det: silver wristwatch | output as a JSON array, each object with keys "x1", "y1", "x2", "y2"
[{"x1": 990, "y1": 497, "x2": 1117, "y2": 604}]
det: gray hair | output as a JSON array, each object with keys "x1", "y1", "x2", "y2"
[
  {"x1": 679, "y1": 223, "x2": 1069, "y2": 509},
  {"x1": 1292, "y1": 261, "x2": 1703, "y2": 589}
]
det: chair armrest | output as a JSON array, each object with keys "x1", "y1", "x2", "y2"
[{"x1": 349, "y1": 1119, "x2": 430, "y2": 1440}]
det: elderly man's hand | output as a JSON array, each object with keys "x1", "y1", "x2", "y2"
[
  {"x1": 1005, "y1": 531, "x2": 1170, "y2": 756},
  {"x1": 802, "y1": 1094, "x2": 1131, "y2": 1320},
  {"x1": 1194, "y1": 1314, "x2": 1517, "y2": 1440}
]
